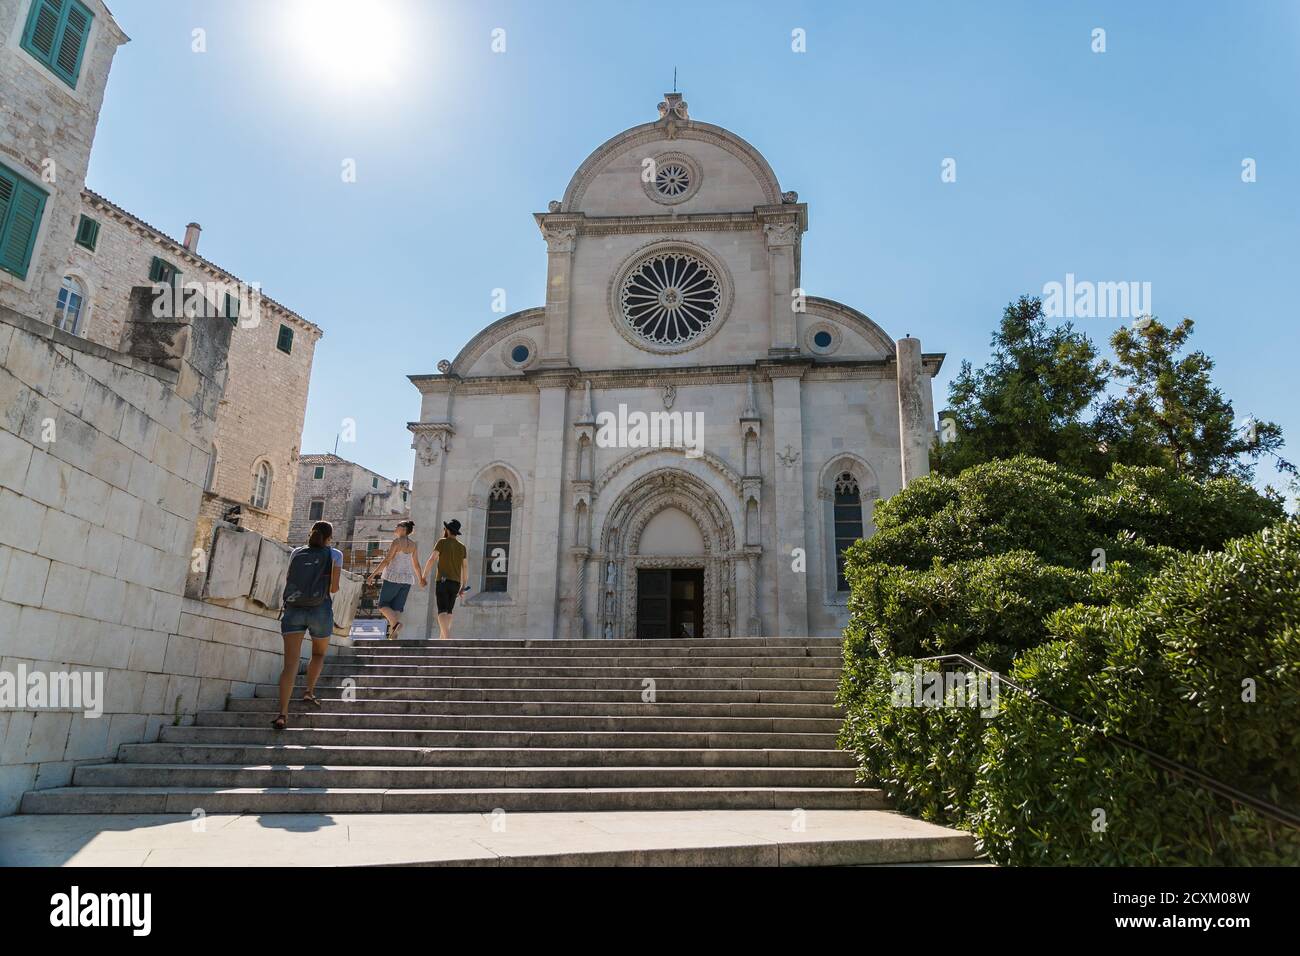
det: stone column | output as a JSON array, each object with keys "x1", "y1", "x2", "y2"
[
  {"x1": 524, "y1": 375, "x2": 571, "y2": 639},
  {"x1": 896, "y1": 336, "x2": 932, "y2": 488},
  {"x1": 745, "y1": 550, "x2": 761, "y2": 636},
  {"x1": 534, "y1": 214, "x2": 580, "y2": 367},
  {"x1": 406, "y1": 420, "x2": 454, "y2": 639},
  {"x1": 767, "y1": 365, "x2": 810, "y2": 635},
  {"x1": 757, "y1": 205, "x2": 807, "y2": 357}
]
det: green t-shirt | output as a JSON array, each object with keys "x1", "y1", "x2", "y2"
[{"x1": 433, "y1": 536, "x2": 467, "y2": 582}]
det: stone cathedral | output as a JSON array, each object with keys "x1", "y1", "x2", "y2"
[{"x1": 404, "y1": 93, "x2": 941, "y2": 641}]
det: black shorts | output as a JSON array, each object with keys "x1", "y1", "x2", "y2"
[{"x1": 435, "y1": 579, "x2": 461, "y2": 614}]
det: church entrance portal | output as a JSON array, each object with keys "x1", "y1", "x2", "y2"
[{"x1": 636, "y1": 568, "x2": 704, "y2": 639}]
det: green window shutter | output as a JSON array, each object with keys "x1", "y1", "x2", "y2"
[
  {"x1": 21, "y1": 0, "x2": 62, "y2": 63},
  {"x1": 53, "y1": 1, "x2": 93, "y2": 87},
  {"x1": 0, "y1": 166, "x2": 49, "y2": 281},
  {"x1": 224, "y1": 292, "x2": 239, "y2": 323},
  {"x1": 75, "y1": 214, "x2": 99, "y2": 250},
  {"x1": 276, "y1": 324, "x2": 294, "y2": 354},
  {"x1": 313, "y1": 466, "x2": 324, "y2": 480},
  {"x1": 21, "y1": 0, "x2": 94, "y2": 89},
  {"x1": 149, "y1": 255, "x2": 180, "y2": 287}
]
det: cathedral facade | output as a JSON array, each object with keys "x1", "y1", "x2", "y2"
[{"x1": 405, "y1": 94, "x2": 941, "y2": 641}]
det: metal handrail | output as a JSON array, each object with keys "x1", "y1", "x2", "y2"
[{"x1": 915, "y1": 652, "x2": 1300, "y2": 831}]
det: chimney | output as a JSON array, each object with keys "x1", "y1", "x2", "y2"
[{"x1": 183, "y1": 222, "x2": 202, "y2": 253}]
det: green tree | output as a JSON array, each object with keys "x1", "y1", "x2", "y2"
[
  {"x1": 931, "y1": 296, "x2": 1108, "y2": 476},
  {"x1": 1098, "y1": 317, "x2": 1289, "y2": 482}
]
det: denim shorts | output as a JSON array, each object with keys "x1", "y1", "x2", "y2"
[
  {"x1": 280, "y1": 602, "x2": 333, "y2": 639},
  {"x1": 378, "y1": 580, "x2": 411, "y2": 612}
]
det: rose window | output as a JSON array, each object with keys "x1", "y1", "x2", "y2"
[
  {"x1": 618, "y1": 251, "x2": 721, "y2": 346},
  {"x1": 654, "y1": 162, "x2": 691, "y2": 198}
]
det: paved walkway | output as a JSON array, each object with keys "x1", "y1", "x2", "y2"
[{"x1": 0, "y1": 809, "x2": 978, "y2": 866}]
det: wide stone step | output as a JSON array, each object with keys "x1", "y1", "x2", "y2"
[
  {"x1": 320, "y1": 664, "x2": 842, "y2": 679},
  {"x1": 348, "y1": 647, "x2": 842, "y2": 660},
  {"x1": 353, "y1": 637, "x2": 845, "y2": 650},
  {"x1": 119, "y1": 742, "x2": 858, "y2": 768},
  {"x1": 252, "y1": 684, "x2": 837, "y2": 705},
  {"x1": 22, "y1": 785, "x2": 885, "y2": 814},
  {"x1": 308, "y1": 675, "x2": 840, "y2": 692},
  {"x1": 340, "y1": 655, "x2": 842, "y2": 671},
  {"x1": 227, "y1": 697, "x2": 841, "y2": 719},
  {"x1": 72, "y1": 763, "x2": 861, "y2": 790},
  {"x1": 194, "y1": 711, "x2": 844, "y2": 734},
  {"x1": 160, "y1": 725, "x2": 840, "y2": 750}
]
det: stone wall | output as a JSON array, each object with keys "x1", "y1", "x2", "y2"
[{"x1": 0, "y1": 291, "x2": 352, "y2": 816}]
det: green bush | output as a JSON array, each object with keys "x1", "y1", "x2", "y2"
[
  {"x1": 838, "y1": 449, "x2": 1299, "y2": 864},
  {"x1": 848, "y1": 551, "x2": 1093, "y2": 669}
]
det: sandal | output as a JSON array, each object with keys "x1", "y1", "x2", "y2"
[
  {"x1": 391, "y1": 621, "x2": 404, "y2": 639},
  {"x1": 302, "y1": 693, "x2": 323, "y2": 709},
  {"x1": 271, "y1": 713, "x2": 288, "y2": 730}
]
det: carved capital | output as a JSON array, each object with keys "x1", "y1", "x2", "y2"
[{"x1": 408, "y1": 421, "x2": 454, "y2": 467}]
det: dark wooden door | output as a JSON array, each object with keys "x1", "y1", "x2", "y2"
[{"x1": 636, "y1": 569, "x2": 704, "y2": 639}]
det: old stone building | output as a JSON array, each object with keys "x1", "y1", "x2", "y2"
[
  {"x1": 406, "y1": 93, "x2": 941, "y2": 641},
  {"x1": 1, "y1": 0, "x2": 320, "y2": 545},
  {"x1": 290, "y1": 453, "x2": 411, "y2": 550}
]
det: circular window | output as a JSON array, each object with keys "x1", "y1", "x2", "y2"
[
  {"x1": 654, "y1": 163, "x2": 691, "y2": 198},
  {"x1": 805, "y1": 321, "x2": 842, "y2": 355},
  {"x1": 641, "y1": 152, "x2": 702, "y2": 206},
  {"x1": 503, "y1": 335, "x2": 538, "y2": 369},
  {"x1": 619, "y1": 251, "x2": 721, "y2": 347}
]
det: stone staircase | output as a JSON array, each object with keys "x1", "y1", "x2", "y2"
[{"x1": 19, "y1": 636, "x2": 978, "y2": 864}]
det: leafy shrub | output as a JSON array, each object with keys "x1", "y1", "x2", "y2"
[{"x1": 839, "y1": 449, "x2": 1299, "y2": 864}]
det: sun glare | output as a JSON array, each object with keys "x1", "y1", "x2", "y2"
[{"x1": 288, "y1": 0, "x2": 403, "y2": 90}]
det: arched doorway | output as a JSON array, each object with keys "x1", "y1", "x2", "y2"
[{"x1": 595, "y1": 468, "x2": 737, "y2": 640}]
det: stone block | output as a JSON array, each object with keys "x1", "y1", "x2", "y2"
[
  {"x1": 84, "y1": 525, "x2": 124, "y2": 577},
  {"x1": 162, "y1": 633, "x2": 199, "y2": 677},
  {"x1": 83, "y1": 572, "x2": 128, "y2": 625},
  {"x1": 104, "y1": 487, "x2": 142, "y2": 538},
  {"x1": 250, "y1": 535, "x2": 290, "y2": 609},
  {"x1": 61, "y1": 467, "x2": 112, "y2": 526},
  {"x1": 65, "y1": 712, "x2": 111, "y2": 760},
  {"x1": 127, "y1": 628, "x2": 167, "y2": 672},
  {"x1": 40, "y1": 560, "x2": 89, "y2": 616},
  {"x1": 24, "y1": 712, "x2": 72, "y2": 763},
  {"x1": 90, "y1": 430, "x2": 134, "y2": 491},
  {"x1": 204, "y1": 525, "x2": 259, "y2": 600},
  {"x1": 0, "y1": 764, "x2": 37, "y2": 817},
  {"x1": 0, "y1": 549, "x2": 50, "y2": 607},
  {"x1": 0, "y1": 429, "x2": 33, "y2": 493},
  {"x1": 37, "y1": 508, "x2": 91, "y2": 568},
  {"x1": 22, "y1": 449, "x2": 69, "y2": 510},
  {"x1": 0, "y1": 488, "x2": 47, "y2": 553}
]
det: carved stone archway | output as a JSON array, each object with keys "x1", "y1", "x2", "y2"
[{"x1": 595, "y1": 468, "x2": 738, "y2": 640}]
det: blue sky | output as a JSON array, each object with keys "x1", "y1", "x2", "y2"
[{"x1": 89, "y1": 0, "x2": 1299, "y2": 496}]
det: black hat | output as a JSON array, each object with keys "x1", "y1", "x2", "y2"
[{"x1": 443, "y1": 519, "x2": 462, "y2": 536}]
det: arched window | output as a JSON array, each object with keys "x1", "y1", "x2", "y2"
[
  {"x1": 833, "y1": 472, "x2": 864, "y2": 592},
  {"x1": 483, "y1": 479, "x2": 513, "y2": 592},
  {"x1": 251, "y1": 461, "x2": 272, "y2": 510},
  {"x1": 54, "y1": 276, "x2": 86, "y2": 335}
]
